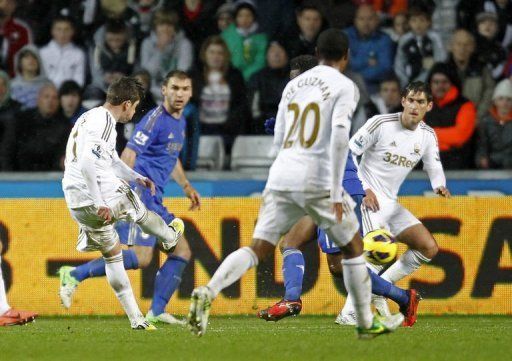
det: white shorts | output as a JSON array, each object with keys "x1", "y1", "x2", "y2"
[
  {"x1": 360, "y1": 193, "x2": 420, "y2": 236},
  {"x1": 70, "y1": 187, "x2": 147, "y2": 253},
  {"x1": 253, "y1": 189, "x2": 360, "y2": 247}
]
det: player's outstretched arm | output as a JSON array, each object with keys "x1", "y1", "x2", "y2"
[
  {"x1": 330, "y1": 125, "x2": 351, "y2": 222},
  {"x1": 172, "y1": 159, "x2": 201, "y2": 210},
  {"x1": 423, "y1": 129, "x2": 449, "y2": 199},
  {"x1": 112, "y1": 150, "x2": 155, "y2": 195}
]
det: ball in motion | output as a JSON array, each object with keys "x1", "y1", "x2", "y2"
[{"x1": 363, "y1": 229, "x2": 398, "y2": 265}]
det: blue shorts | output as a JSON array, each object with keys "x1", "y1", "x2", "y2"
[
  {"x1": 317, "y1": 194, "x2": 364, "y2": 254},
  {"x1": 117, "y1": 185, "x2": 175, "y2": 247}
]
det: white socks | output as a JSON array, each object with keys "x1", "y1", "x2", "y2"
[
  {"x1": 104, "y1": 254, "x2": 144, "y2": 325},
  {"x1": 207, "y1": 247, "x2": 259, "y2": 298},
  {"x1": 342, "y1": 255, "x2": 373, "y2": 329},
  {"x1": 381, "y1": 249, "x2": 430, "y2": 284},
  {"x1": 0, "y1": 258, "x2": 10, "y2": 314},
  {"x1": 137, "y1": 211, "x2": 176, "y2": 245}
]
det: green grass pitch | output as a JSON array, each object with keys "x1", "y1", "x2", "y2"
[{"x1": 1, "y1": 316, "x2": 511, "y2": 361}]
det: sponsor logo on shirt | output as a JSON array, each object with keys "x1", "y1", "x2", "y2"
[{"x1": 91, "y1": 144, "x2": 102, "y2": 159}]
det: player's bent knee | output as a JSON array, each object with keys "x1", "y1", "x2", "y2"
[
  {"x1": 133, "y1": 246, "x2": 153, "y2": 268},
  {"x1": 172, "y1": 237, "x2": 192, "y2": 261},
  {"x1": 422, "y1": 239, "x2": 438, "y2": 260},
  {"x1": 250, "y1": 239, "x2": 276, "y2": 261}
]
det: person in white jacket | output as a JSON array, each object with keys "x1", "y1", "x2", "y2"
[{"x1": 39, "y1": 15, "x2": 86, "y2": 89}]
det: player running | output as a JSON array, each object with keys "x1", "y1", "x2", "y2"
[
  {"x1": 258, "y1": 55, "x2": 419, "y2": 327},
  {"x1": 61, "y1": 76, "x2": 184, "y2": 330},
  {"x1": 340, "y1": 81, "x2": 450, "y2": 326},
  {"x1": 187, "y1": 29, "x2": 404, "y2": 338},
  {"x1": 58, "y1": 71, "x2": 199, "y2": 326}
]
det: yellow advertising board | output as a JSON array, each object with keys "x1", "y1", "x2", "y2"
[{"x1": 0, "y1": 197, "x2": 511, "y2": 316}]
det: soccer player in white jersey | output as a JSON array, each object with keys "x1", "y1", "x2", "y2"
[
  {"x1": 341, "y1": 81, "x2": 451, "y2": 326},
  {"x1": 187, "y1": 29, "x2": 404, "y2": 338},
  {"x1": 62, "y1": 77, "x2": 184, "y2": 330}
]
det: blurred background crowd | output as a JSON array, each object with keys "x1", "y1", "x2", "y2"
[{"x1": 0, "y1": 0, "x2": 511, "y2": 171}]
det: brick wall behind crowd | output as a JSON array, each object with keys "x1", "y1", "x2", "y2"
[{"x1": 1, "y1": 197, "x2": 511, "y2": 315}]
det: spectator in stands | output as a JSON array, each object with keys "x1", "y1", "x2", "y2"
[
  {"x1": 383, "y1": 11, "x2": 408, "y2": 45},
  {"x1": 373, "y1": 0, "x2": 408, "y2": 26},
  {"x1": 40, "y1": 16, "x2": 86, "y2": 89},
  {"x1": 425, "y1": 62, "x2": 477, "y2": 169},
  {"x1": 312, "y1": 0, "x2": 357, "y2": 29},
  {"x1": 130, "y1": 0, "x2": 164, "y2": 39},
  {"x1": 132, "y1": 69, "x2": 157, "y2": 123},
  {"x1": 254, "y1": 0, "x2": 295, "y2": 40},
  {"x1": 447, "y1": 29, "x2": 495, "y2": 121},
  {"x1": 0, "y1": 71, "x2": 20, "y2": 171},
  {"x1": 474, "y1": 12, "x2": 508, "y2": 80},
  {"x1": 89, "y1": 0, "x2": 142, "y2": 45},
  {"x1": 192, "y1": 35, "x2": 250, "y2": 152},
  {"x1": 345, "y1": 4, "x2": 394, "y2": 94},
  {"x1": 0, "y1": 0, "x2": 32, "y2": 77},
  {"x1": 15, "y1": 83, "x2": 69, "y2": 171},
  {"x1": 215, "y1": 3, "x2": 234, "y2": 33},
  {"x1": 90, "y1": 19, "x2": 137, "y2": 93},
  {"x1": 59, "y1": 80, "x2": 85, "y2": 125},
  {"x1": 140, "y1": 10, "x2": 194, "y2": 100},
  {"x1": 479, "y1": 0, "x2": 512, "y2": 48},
  {"x1": 281, "y1": 3, "x2": 324, "y2": 60},
  {"x1": 429, "y1": 0, "x2": 461, "y2": 48},
  {"x1": 248, "y1": 41, "x2": 289, "y2": 134},
  {"x1": 476, "y1": 78, "x2": 512, "y2": 169},
  {"x1": 173, "y1": 0, "x2": 223, "y2": 54},
  {"x1": 394, "y1": 6, "x2": 446, "y2": 87},
  {"x1": 368, "y1": 75, "x2": 403, "y2": 115},
  {"x1": 10, "y1": 46, "x2": 49, "y2": 110},
  {"x1": 221, "y1": 0, "x2": 268, "y2": 82}
]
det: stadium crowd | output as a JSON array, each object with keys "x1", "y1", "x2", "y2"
[{"x1": 0, "y1": 0, "x2": 511, "y2": 171}]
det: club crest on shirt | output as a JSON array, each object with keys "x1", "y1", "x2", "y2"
[{"x1": 413, "y1": 143, "x2": 421, "y2": 155}]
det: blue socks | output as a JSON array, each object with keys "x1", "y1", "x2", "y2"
[
  {"x1": 282, "y1": 248, "x2": 305, "y2": 301},
  {"x1": 150, "y1": 255, "x2": 188, "y2": 315},
  {"x1": 368, "y1": 269, "x2": 409, "y2": 306},
  {"x1": 71, "y1": 249, "x2": 139, "y2": 281}
]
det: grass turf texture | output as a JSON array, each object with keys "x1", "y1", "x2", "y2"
[{"x1": 1, "y1": 316, "x2": 510, "y2": 361}]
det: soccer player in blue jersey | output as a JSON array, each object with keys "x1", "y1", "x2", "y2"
[
  {"x1": 257, "y1": 55, "x2": 420, "y2": 326},
  {"x1": 58, "y1": 70, "x2": 200, "y2": 325}
]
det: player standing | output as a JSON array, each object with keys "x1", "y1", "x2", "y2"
[
  {"x1": 58, "y1": 71, "x2": 199, "y2": 325},
  {"x1": 61, "y1": 77, "x2": 184, "y2": 329},
  {"x1": 258, "y1": 55, "x2": 419, "y2": 326},
  {"x1": 341, "y1": 81, "x2": 450, "y2": 326},
  {"x1": 187, "y1": 29, "x2": 404, "y2": 338}
]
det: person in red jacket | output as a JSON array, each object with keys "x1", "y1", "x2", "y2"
[
  {"x1": 0, "y1": 0, "x2": 32, "y2": 77},
  {"x1": 425, "y1": 62, "x2": 477, "y2": 169}
]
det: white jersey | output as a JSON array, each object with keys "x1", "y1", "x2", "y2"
[
  {"x1": 62, "y1": 106, "x2": 123, "y2": 208},
  {"x1": 349, "y1": 113, "x2": 446, "y2": 200},
  {"x1": 266, "y1": 65, "x2": 359, "y2": 192}
]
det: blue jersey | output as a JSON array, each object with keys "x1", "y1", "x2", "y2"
[
  {"x1": 127, "y1": 105, "x2": 186, "y2": 193},
  {"x1": 343, "y1": 151, "x2": 364, "y2": 196}
]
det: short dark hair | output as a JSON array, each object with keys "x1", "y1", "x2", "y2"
[
  {"x1": 290, "y1": 55, "x2": 318, "y2": 74},
  {"x1": 105, "y1": 19, "x2": 127, "y2": 34},
  {"x1": 297, "y1": 2, "x2": 322, "y2": 16},
  {"x1": 407, "y1": 6, "x2": 431, "y2": 21},
  {"x1": 59, "y1": 80, "x2": 82, "y2": 98},
  {"x1": 162, "y1": 70, "x2": 191, "y2": 86},
  {"x1": 52, "y1": 15, "x2": 74, "y2": 28},
  {"x1": 106, "y1": 76, "x2": 145, "y2": 105},
  {"x1": 380, "y1": 73, "x2": 401, "y2": 87},
  {"x1": 316, "y1": 29, "x2": 349, "y2": 61},
  {"x1": 402, "y1": 81, "x2": 433, "y2": 102}
]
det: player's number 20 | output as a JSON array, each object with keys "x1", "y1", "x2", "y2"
[{"x1": 284, "y1": 102, "x2": 320, "y2": 149}]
